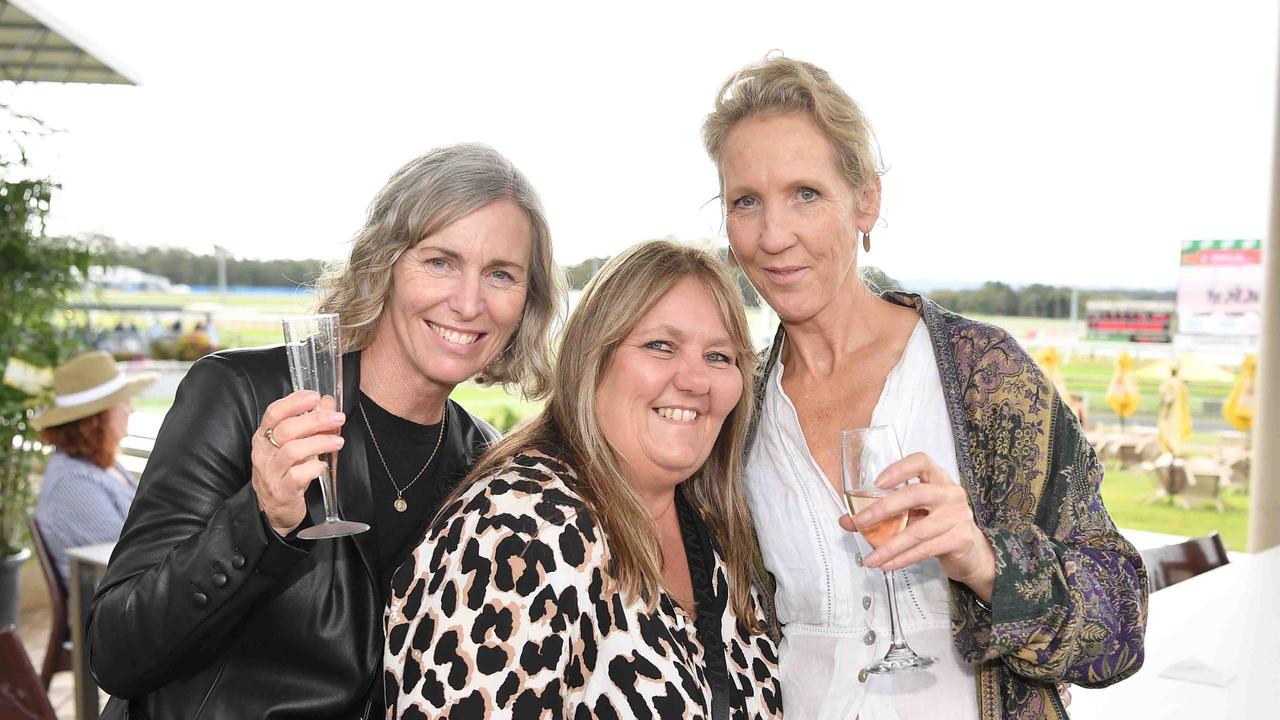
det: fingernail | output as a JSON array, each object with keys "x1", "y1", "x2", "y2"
[
  {"x1": 330, "y1": 412, "x2": 345, "y2": 423},
  {"x1": 334, "y1": 436, "x2": 345, "y2": 447},
  {"x1": 864, "y1": 552, "x2": 880, "y2": 566}
]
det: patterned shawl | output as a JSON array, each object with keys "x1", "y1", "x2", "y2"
[{"x1": 745, "y1": 292, "x2": 1149, "y2": 720}]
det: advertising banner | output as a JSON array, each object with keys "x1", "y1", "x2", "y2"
[{"x1": 1176, "y1": 239, "x2": 1263, "y2": 337}]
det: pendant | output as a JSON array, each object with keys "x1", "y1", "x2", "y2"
[{"x1": 394, "y1": 497, "x2": 408, "y2": 513}]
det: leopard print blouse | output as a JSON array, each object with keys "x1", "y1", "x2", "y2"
[{"x1": 383, "y1": 452, "x2": 783, "y2": 719}]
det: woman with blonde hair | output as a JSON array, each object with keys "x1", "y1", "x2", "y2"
[
  {"x1": 88, "y1": 143, "x2": 564, "y2": 719},
  {"x1": 384, "y1": 240, "x2": 782, "y2": 719},
  {"x1": 701, "y1": 57, "x2": 1147, "y2": 719}
]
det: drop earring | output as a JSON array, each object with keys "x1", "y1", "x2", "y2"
[{"x1": 862, "y1": 230, "x2": 871, "y2": 252}]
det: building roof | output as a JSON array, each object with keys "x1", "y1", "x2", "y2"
[{"x1": 0, "y1": 0, "x2": 137, "y2": 85}]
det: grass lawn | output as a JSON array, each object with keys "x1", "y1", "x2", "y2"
[
  {"x1": 1059, "y1": 356, "x2": 1234, "y2": 427},
  {"x1": 101, "y1": 291, "x2": 1255, "y2": 548},
  {"x1": 98, "y1": 289, "x2": 315, "y2": 312},
  {"x1": 450, "y1": 384, "x2": 544, "y2": 430},
  {"x1": 138, "y1": 381, "x2": 1255, "y2": 549},
  {"x1": 1100, "y1": 467, "x2": 1249, "y2": 551},
  {"x1": 135, "y1": 382, "x2": 543, "y2": 434}
]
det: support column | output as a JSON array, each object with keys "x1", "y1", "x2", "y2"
[{"x1": 1247, "y1": 26, "x2": 1280, "y2": 552}]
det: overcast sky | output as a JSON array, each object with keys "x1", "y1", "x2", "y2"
[{"x1": 3, "y1": 0, "x2": 1277, "y2": 289}]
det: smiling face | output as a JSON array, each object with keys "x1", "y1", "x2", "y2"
[
  {"x1": 720, "y1": 112, "x2": 879, "y2": 326},
  {"x1": 370, "y1": 197, "x2": 533, "y2": 398},
  {"x1": 594, "y1": 276, "x2": 745, "y2": 492}
]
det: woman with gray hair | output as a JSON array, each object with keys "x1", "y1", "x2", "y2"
[{"x1": 87, "y1": 143, "x2": 564, "y2": 719}]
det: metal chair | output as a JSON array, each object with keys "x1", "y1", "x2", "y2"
[
  {"x1": 1140, "y1": 532, "x2": 1230, "y2": 593},
  {"x1": 27, "y1": 517, "x2": 72, "y2": 689},
  {"x1": 0, "y1": 625, "x2": 58, "y2": 720}
]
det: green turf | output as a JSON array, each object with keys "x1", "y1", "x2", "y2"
[
  {"x1": 137, "y1": 382, "x2": 543, "y2": 434},
  {"x1": 102, "y1": 292, "x2": 1254, "y2": 546},
  {"x1": 1100, "y1": 467, "x2": 1249, "y2": 550},
  {"x1": 97, "y1": 289, "x2": 316, "y2": 312},
  {"x1": 449, "y1": 384, "x2": 544, "y2": 431}
]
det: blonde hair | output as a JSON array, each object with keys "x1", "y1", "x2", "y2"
[
  {"x1": 456, "y1": 239, "x2": 763, "y2": 631},
  {"x1": 314, "y1": 143, "x2": 563, "y2": 398},
  {"x1": 702, "y1": 56, "x2": 883, "y2": 198}
]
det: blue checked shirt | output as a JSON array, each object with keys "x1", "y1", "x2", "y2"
[{"x1": 34, "y1": 451, "x2": 138, "y2": 587}]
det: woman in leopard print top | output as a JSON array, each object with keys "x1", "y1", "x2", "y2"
[{"x1": 384, "y1": 240, "x2": 783, "y2": 719}]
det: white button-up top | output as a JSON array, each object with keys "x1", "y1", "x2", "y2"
[{"x1": 745, "y1": 320, "x2": 979, "y2": 720}]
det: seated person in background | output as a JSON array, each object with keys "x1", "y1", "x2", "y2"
[
  {"x1": 385, "y1": 240, "x2": 782, "y2": 719},
  {"x1": 33, "y1": 351, "x2": 155, "y2": 586}
]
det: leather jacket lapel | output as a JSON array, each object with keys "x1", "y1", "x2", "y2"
[{"x1": 341, "y1": 351, "x2": 378, "y2": 586}]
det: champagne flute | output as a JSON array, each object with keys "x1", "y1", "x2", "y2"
[
  {"x1": 282, "y1": 314, "x2": 369, "y2": 539},
  {"x1": 841, "y1": 425, "x2": 937, "y2": 674}
]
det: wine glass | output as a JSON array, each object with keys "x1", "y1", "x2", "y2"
[
  {"x1": 282, "y1": 314, "x2": 369, "y2": 539},
  {"x1": 841, "y1": 425, "x2": 937, "y2": 674}
]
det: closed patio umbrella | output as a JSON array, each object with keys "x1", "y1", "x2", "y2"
[
  {"x1": 1223, "y1": 354, "x2": 1257, "y2": 432},
  {"x1": 1106, "y1": 352, "x2": 1141, "y2": 430},
  {"x1": 1034, "y1": 346, "x2": 1068, "y2": 397},
  {"x1": 1157, "y1": 367, "x2": 1193, "y2": 456}
]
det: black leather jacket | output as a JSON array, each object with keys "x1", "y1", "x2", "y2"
[{"x1": 87, "y1": 347, "x2": 499, "y2": 719}]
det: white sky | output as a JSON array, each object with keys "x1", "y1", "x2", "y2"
[{"x1": 3, "y1": 0, "x2": 1277, "y2": 289}]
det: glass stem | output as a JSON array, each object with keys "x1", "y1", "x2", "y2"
[
  {"x1": 318, "y1": 461, "x2": 339, "y2": 522},
  {"x1": 884, "y1": 569, "x2": 910, "y2": 651}
]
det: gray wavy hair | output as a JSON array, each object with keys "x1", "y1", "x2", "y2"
[{"x1": 314, "y1": 143, "x2": 563, "y2": 398}]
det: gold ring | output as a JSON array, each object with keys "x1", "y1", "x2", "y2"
[{"x1": 264, "y1": 427, "x2": 281, "y2": 449}]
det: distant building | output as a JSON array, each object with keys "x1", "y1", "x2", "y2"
[
  {"x1": 1086, "y1": 300, "x2": 1175, "y2": 343},
  {"x1": 84, "y1": 266, "x2": 191, "y2": 294}
]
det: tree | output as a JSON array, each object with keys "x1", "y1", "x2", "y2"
[
  {"x1": 0, "y1": 148, "x2": 96, "y2": 557},
  {"x1": 968, "y1": 281, "x2": 1019, "y2": 316},
  {"x1": 98, "y1": 240, "x2": 325, "y2": 288}
]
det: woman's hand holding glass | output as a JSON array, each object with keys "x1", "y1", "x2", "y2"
[
  {"x1": 251, "y1": 390, "x2": 346, "y2": 537},
  {"x1": 839, "y1": 451, "x2": 997, "y2": 602}
]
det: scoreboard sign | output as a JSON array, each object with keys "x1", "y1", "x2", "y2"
[
  {"x1": 1176, "y1": 239, "x2": 1263, "y2": 338},
  {"x1": 1086, "y1": 300, "x2": 1174, "y2": 343}
]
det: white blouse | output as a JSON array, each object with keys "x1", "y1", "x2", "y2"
[{"x1": 745, "y1": 320, "x2": 979, "y2": 720}]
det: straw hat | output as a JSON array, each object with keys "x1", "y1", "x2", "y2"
[{"x1": 31, "y1": 351, "x2": 157, "y2": 431}]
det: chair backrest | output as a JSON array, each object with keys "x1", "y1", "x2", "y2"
[
  {"x1": 26, "y1": 517, "x2": 68, "y2": 630},
  {"x1": 0, "y1": 625, "x2": 58, "y2": 720},
  {"x1": 1140, "y1": 532, "x2": 1230, "y2": 593}
]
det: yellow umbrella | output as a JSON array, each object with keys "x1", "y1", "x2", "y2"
[
  {"x1": 1157, "y1": 368, "x2": 1193, "y2": 456},
  {"x1": 1222, "y1": 354, "x2": 1257, "y2": 432},
  {"x1": 1136, "y1": 354, "x2": 1234, "y2": 384},
  {"x1": 1105, "y1": 352, "x2": 1141, "y2": 429},
  {"x1": 1033, "y1": 347, "x2": 1068, "y2": 397}
]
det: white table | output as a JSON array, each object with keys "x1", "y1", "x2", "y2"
[
  {"x1": 1070, "y1": 545, "x2": 1280, "y2": 719},
  {"x1": 66, "y1": 542, "x2": 115, "y2": 720}
]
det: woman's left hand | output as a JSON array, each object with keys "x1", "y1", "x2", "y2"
[{"x1": 838, "y1": 452, "x2": 997, "y2": 602}]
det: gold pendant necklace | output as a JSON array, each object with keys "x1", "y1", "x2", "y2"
[{"x1": 359, "y1": 398, "x2": 446, "y2": 513}]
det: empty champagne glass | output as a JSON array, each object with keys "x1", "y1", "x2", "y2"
[
  {"x1": 841, "y1": 425, "x2": 937, "y2": 674},
  {"x1": 282, "y1": 314, "x2": 369, "y2": 539}
]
